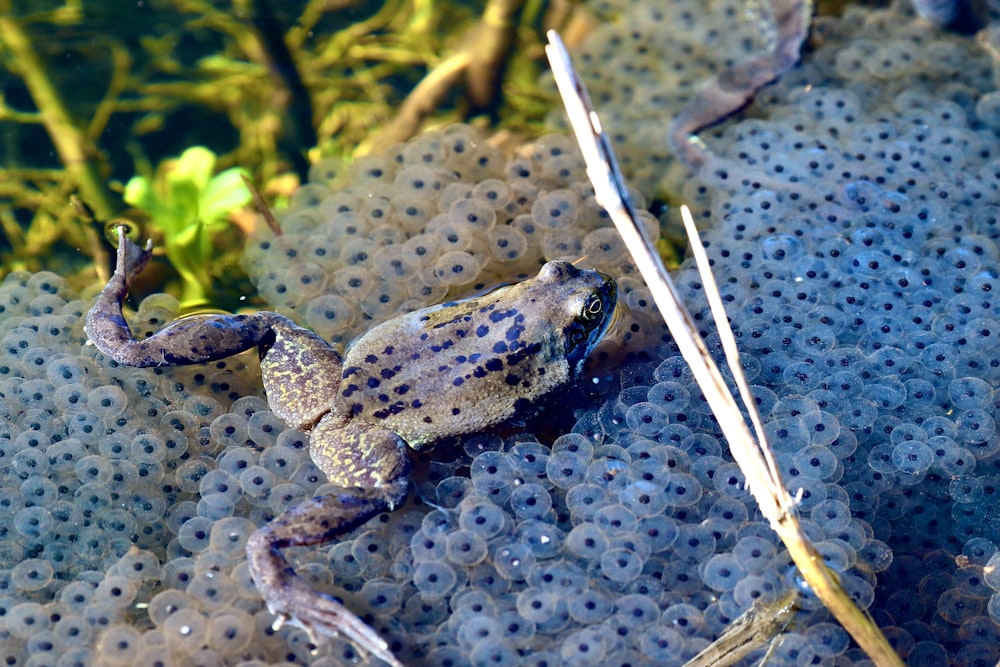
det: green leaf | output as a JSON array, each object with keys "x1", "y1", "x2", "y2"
[
  {"x1": 169, "y1": 146, "x2": 217, "y2": 192},
  {"x1": 166, "y1": 180, "x2": 202, "y2": 239},
  {"x1": 200, "y1": 167, "x2": 251, "y2": 227},
  {"x1": 122, "y1": 176, "x2": 155, "y2": 211},
  {"x1": 122, "y1": 145, "x2": 250, "y2": 311}
]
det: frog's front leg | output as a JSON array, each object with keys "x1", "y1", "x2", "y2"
[{"x1": 247, "y1": 414, "x2": 409, "y2": 667}]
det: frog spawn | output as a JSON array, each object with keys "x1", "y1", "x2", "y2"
[
  {"x1": 10, "y1": 3, "x2": 1000, "y2": 663},
  {"x1": 0, "y1": 119, "x2": 646, "y2": 666},
  {"x1": 234, "y1": 3, "x2": 1000, "y2": 663},
  {"x1": 0, "y1": 270, "x2": 305, "y2": 666},
  {"x1": 243, "y1": 123, "x2": 662, "y2": 354}
]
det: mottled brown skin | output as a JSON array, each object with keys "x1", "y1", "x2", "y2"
[{"x1": 86, "y1": 227, "x2": 616, "y2": 666}]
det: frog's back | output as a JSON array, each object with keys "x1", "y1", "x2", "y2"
[{"x1": 336, "y1": 261, "x2": 616, "y2": 448}]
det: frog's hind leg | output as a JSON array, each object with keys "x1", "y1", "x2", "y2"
[
  {"x1": 248, "y1": 415, "x2": 409, "y2": 665},
  {"x1": 257, "y1": 318, "x2": 345, "y2": 430},
  {"x1": 246, "y1": 482, "x2": 408, "y2": 667},
  {"x1": 247, "y1": 434, "x2": 408, "y2": 665},
  {"x1": 85, "y1": 227, "x2": 296, "y2": 370}
]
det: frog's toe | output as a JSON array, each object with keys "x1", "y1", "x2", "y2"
[
  {"x1": 264, "y1": 576, "x2": 404, "y2": 667},
  {"x1": 247, "y1": 484, "x2": 408, "y2": 666},
  {"x1": 112, "y1": 226, "x2": 154, "y2": 287}
]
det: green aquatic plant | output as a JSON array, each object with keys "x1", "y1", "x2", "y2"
[
  {"x1": 0, "y1": 0, "x2": 557, "y2": 285},
  {"x1": 123, "y1": 146, "x2": 251, "y2": 310}
]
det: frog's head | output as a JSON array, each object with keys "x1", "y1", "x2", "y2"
[{"x1": 537, "y1": 260, "x2": 617, "y2": 373}]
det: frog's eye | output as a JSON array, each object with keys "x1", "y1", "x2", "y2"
[
  {"x1": 566, "y1": 293, "x2": 605, "y2": 348},
  {"x1": 582, "y1": 293, "x2": 603, "y2": 321}
]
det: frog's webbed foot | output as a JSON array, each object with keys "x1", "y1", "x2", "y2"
[
  {"x1": 246, "y1": 480, "x2": 408, "y2": 667},
  {"x1": 85, "y1": 226, "x2": 291, "y2": 368},
  {"x1": 113, "y1": 225, "x2": 154, "y2": 287},
  {"x1": 84, "y1": 227, "x2": 154, "y2": 357}
]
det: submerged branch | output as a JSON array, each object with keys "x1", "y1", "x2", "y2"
[
  {"x1": 0, "y1": 11, "x2": 116, "y2": 220},
  {"x1": 356, "y1": 0, "x2": 526, "y2": 156}
]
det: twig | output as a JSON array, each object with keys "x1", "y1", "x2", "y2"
[
  {"x1": 307, "y1": 0, "x2": 408, "y2": 57},
  {"x1": 357, "y1": 52, "x2": 471, "y2": 155},
  {"x1": 240, "y1": 174, "x2": 282, "y2": 237},
  {"x1": 546, "y1": 30, "x2": 904, "y2": 667},
  {"x1": 464, "y1": 0, "x2": 521, "y2": 115},
  {"x1": 684, "y1": 590, "x2": 798, "y2": 667},
  {"x1": 250, "y1": 0, "x2": 317, "y2": 181},
  {"x1": 0, "y1": 210, "x2": 26, "y2": 258},
  {"x1": 87, "y1": 41, "x2": 131, "y2": 145}
]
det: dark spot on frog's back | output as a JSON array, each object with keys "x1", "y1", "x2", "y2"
[
  {"x1": 476, "y1": 325, "x2": 489, "y2": 337},
  {"x1": 505, "y1": 326, "x2": 524, "y2": 342},
  {"x1": 489, "y1": 309, "x2": 517, "y2": 323},
  {"x1": 365, "y1": 354, "x2": 378, "y2": 364},
  {"x1": 374, "y1": 403, "x2": 405, "y2": 418}
]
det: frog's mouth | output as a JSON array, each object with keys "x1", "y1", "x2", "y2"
[
  {"x1": 596, "y1": 273, "x2": 619, "y2": 336},
  {"x1": 606, "y1": 298, "x2": 625, "y2": 334}
]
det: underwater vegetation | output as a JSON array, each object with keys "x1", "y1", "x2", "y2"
[
  {"x1": 0, "y1": 0, "x2": 555, "y2": 290},
  {"x1": 5, "y1": 0, "x2": 1000, "y2": 665},
  {"x1": 121, "y1": 146, "x2": 252, "y2": 310}
]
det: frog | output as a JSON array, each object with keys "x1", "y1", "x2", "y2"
[{"x1": 85, "y1": 226, "x2": 617, "y2": 666}]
